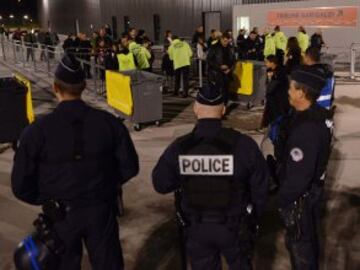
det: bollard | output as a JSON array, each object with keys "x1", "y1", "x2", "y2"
[
  {"x1": 12, "y1": 42, "x2": 17, "y2": 63},
  {"x1": 33, "y1": 46, "x2": 37, "y2": 72},
  {"x1": 21, "y1": 43, "x2": 26, "y2": 68},
  {"x1": 0, "y1": 34, "x2": 6, "y2": 61},
  {"x1": 350, "y1": 47, "x2": 356, "y2": 79},
  {"x1": 199, "y1": 59, "x2": 203, "y2": 88},
  {"x1": 46, "y1": 47, "x2": 51, "y2": 74}
]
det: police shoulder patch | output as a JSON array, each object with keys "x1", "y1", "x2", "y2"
[{"x1": 290, "y1": 148, "x2": 304, "y2": 162}]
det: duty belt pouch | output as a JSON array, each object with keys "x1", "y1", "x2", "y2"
[{"x1": 279, "y1": 196, "x2": 307, "y2": 242}]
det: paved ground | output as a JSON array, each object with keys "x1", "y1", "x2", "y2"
[{"x1": 1, "y1": 56, "x2": 360, "y2": 270}]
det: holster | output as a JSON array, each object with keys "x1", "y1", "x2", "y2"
[{"x1": 279, "y1": 194, "x2": 308, "y2": 242}]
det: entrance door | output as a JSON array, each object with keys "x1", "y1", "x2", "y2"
[{"x1": 203, "y1": 11, "x2": 221, "y2": 39}]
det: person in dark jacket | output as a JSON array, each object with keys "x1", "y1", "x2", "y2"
[
  {"x1": 310, "y1": 29, "x2": 326, "y2": 52},
  {"x1": 244, "y1": 31, "x2": 262, "y2": 60},
  {"x1": 285, "y1": 37, "x2": 302, "y2": 75},
  {"x1": 164, "y1": 30, "x2": 173, "y2": 47},
  {"x1": 236, "y1": 29, "x2": 247, "y2": 60},
  {"x1": 262, "y1": 55, "x2": 290, "y2": 128},
  {"x1": 24, "y1": 30, "x2": 37, "y2": 62},
  {"x1": 192, "y1": 26, "x2": 204, "y2": 46},
  {"x1": 207, "y1": 29, "x2": 218, "y2": 48},
  {"x1": 206, "y1": 32, "x2": 236, "y2": 105},
  {"x1": 152, "y1": 85, "x2": 268, "y2": 270},
  {"x1": 78, "y1": 33, "x2": 93, "y2": 78},
  {"x1": 273, "y1": 66, "x2": 332, "y2": 270},
  {"x1": 11, "y1": 55, "x2": 139, "y2": 270},
  {"x1": 62, "y1": 33, "x2": 78, "y2": 56}
]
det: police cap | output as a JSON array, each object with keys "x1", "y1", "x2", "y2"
[
  {"x1": 55, "y1": 54, "x2": 85, "y2": 85},
  {"x1": 291, "y1": 65, "x2": 327, "y2": 94},
  {"x1": 196, "y1": 83, "x2": 224, "y2": 106}
]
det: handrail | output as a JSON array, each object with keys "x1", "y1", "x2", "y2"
[{"x1": 350, "y1": 43, "x2": 360, "y2": 79}]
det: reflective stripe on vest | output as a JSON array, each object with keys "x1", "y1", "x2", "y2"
[{"x1": 317, "y1": 77, "x2": 335, "y2": 109}]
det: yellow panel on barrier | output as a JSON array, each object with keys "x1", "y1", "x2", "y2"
[
  {"x1": 14, "y1": 74, "x2": 35, "y2": 123},
  {"x1": 234, "y1": 62, "x2": 254, "y2": 96},
  {"x1": 105, "y1": 70, "x2": 133, "y2": 116}
]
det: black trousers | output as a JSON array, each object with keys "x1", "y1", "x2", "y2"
[
  {"x1": 175, "y1": 66, "x2": 190, "y2": 95},
  {"x1": 185, "y1": 223, "x2": 253, "y2": 270},
  {"x1": 281, "y1": 185, "x2": 323, "y2": 270},
  {"x1": 54, "y1": 203, "x2": 124, "y2": 270}
]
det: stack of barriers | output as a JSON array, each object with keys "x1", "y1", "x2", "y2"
[
  {"x1": 0, "y1": 74, "x2": 34, "y2": 149},
  {"x1": 231, "y1": 60, "x2": 267, "y2": 109},
  {"x1": 106, "y1": 70, "x2": 163, "y2": 131}
]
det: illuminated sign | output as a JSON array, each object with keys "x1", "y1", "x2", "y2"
[{"x1": 267, "y1": 6, "x2": 358, "y2": 27}]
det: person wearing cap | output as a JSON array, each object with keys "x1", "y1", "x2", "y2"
[
  {"x1": 272, "y1": 65, "x2": 333, "y2": 270},
  {"x1": 11, "y1": 54, "x2": 139, "y2": 270},
  {"x1": 152, "y1": 84, "x2": 268, "y2": 270}
]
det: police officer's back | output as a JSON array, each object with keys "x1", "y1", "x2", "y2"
[
  {"x1": 11, "y1": 55, "x2": 139, "y2": 270},
  {"x1": 152, "y1": 85, "x2": 268, "y2": 270},
  {"x1": 273, "y1": 66, "x2": 333, "y2": 270}
]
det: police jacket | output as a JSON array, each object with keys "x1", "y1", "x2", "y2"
[
  {"x1": 152, "y1": 119, "x2": 268, "y2": 218},
  {"x1": 274, "y1": 105, "x2": 332, "y2": 208},
  {"x1": 311, "y1": 63, "x2": 335, "y2": 109},
  {"x1": 11, "y1": 100, "x2": 139, "y2": 205}
]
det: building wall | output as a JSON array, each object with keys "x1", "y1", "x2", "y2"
[
  {"x1": 233, "y1": 0, "x2": 360, "y2": 54},
  {"x1": 38, "y1": 0, "x2": 243, "y2": 39},
  {"x1": 37, "y1": 0, "x2": 101, "y2": 34},
  {"x1": 99, "y1": 0, "x2": 243, "y2": 40}
]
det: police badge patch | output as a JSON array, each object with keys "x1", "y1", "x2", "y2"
[{"x1": 290, "y1": 148, "x2": 304, "y2": 162}]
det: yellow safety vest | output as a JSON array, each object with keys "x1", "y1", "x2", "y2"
[{"x1": 117, "y1": 53, "x2": 136, "y2": 71}]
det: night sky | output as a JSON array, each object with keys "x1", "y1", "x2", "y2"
[{"x1": 0, "y1": 0, "x2": 38, "y2": 20}]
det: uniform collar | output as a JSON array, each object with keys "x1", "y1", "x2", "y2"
[
  {"x1": 56, "y1": 99, "x2": 86, "y2": 112},
  {"x1": 195, "y1": 118, "x2": 222, "y2": 137}
]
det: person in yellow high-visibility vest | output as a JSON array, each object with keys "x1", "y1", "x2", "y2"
[
  {"x1": 137, "y1": 37, "x2": 152, "y2": 71},
  {"x1": 297, "y1": 26, "x2": 310, "y2": 54},
  {"x1": 168, "y1": 36, "x2": 193, "y2": 97},
  {"x1": 263, "y1": 27, "x2": 276, "y2": 58},
  {"x1": 273, "y1": 25, "x2": 287, "y2": 65},
  {"x1": 117, "y1": 33, "x2": 136, "y2": 71}
]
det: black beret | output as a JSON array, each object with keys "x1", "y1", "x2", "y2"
[
  {"x1": 291, "y1": 65, "x2": 327, "y2": 94},
  {"x1": 55, "y1": 54, "x2": 85, "y2": 84},
  {"x1": 196, "y1": 82, "x2": 224, "y2": 106}
]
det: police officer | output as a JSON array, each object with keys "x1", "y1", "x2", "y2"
[
  {"x1": 152, "y1": 84, "x2": 269, "y2": 270},
  {"x1": 273, "y1": 65, "x2": 333, "y2": 270},
  {"x1": 11, "y1": 55, "x2": 139, "y2": 270}
]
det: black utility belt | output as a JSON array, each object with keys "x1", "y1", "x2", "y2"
[{"x1": 186, "y1": 212, "x2": 242, "y2": 224}]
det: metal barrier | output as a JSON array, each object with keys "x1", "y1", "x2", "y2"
[
  {"x1": 350, "y1": 42, "x2": 360, "y2": 79},
  {"x1": 0, "y1": 36, "x2": 106, "y2": 95},
  {"x1": 0, "y1": 36, "x2": 206, "y2": 96}
]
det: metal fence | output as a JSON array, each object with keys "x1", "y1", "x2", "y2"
[
  {"x1": 0, "y1": 35, "x2": 206, "y2": 95},
  {"x1": 350, "y1": 43, "x2": 360, "y2": 79},
  {"x1": 0, "y1": 35, "x2": 108, "y2": 95}
]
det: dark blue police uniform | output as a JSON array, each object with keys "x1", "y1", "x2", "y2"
[
  {"x1": 152, "y1": 86, "x2": 268, "y2": 270},
  {"x1": 274, "y1": 67, "x2": 333, "y2": 270},
  {"x1": 11, "y1": 55, "x2": 139, "y2": 270}
]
